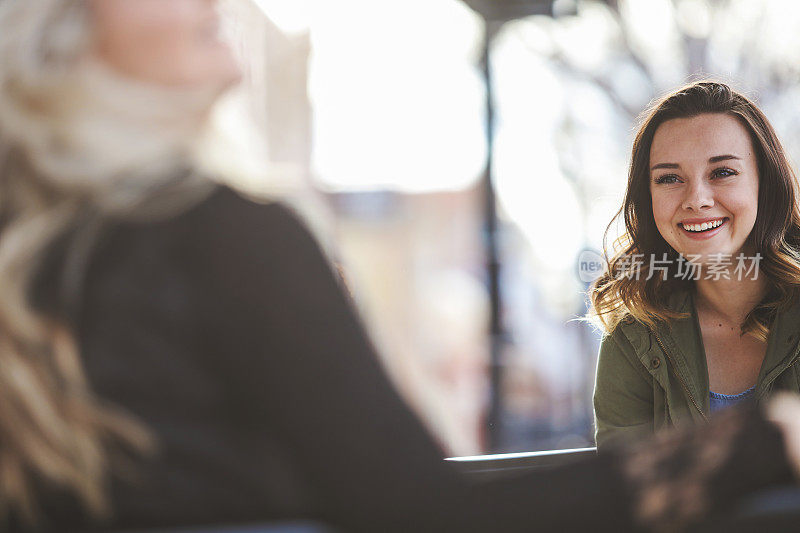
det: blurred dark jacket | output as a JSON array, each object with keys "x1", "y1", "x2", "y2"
[{"x1": 27, "y1": 184, "x2": 636, "y2": 532}]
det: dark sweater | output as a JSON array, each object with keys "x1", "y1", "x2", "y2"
[{"x1": 23, "y1": 185, "x2": 794, "y2": 532}]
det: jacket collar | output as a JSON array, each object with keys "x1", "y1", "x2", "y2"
[
  {"x1": 653, "y1": 288, "x2": 708, "y2": 414},
  {"x1": 756, "y1": 293, "x2": 800, "y2": 389}
]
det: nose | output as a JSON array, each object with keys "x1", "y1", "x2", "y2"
[{"x1": 681, "y1": 179, "x2": 714, "y2": 212}]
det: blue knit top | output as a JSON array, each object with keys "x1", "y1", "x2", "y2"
[{"x1": 709, "y1": 385, "x2": 756, "y2": 413}]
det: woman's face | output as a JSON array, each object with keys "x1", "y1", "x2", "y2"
[
  {"x1": 89, "y1": 0, "x2": 240, "y2": 90},
  {"x1": 649, "y1": 113, "x2": 760, "y2": 265}
]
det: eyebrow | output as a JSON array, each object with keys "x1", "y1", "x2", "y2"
[
  {"x1": 650, "y1": 154, "x2": 742, "y2": 171},
  {"x1": 708, "y1": 154, "x2": 741, "y2": 163}
]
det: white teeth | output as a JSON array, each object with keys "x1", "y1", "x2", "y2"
[{"x1": 682, "y1": 219, "x2": 724, "y2": 232}]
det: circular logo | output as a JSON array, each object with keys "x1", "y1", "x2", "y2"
[{"x1": 577, "y1": 249, "x2": 607, "y2": 283}]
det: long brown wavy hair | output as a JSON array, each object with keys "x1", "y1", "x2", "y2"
[{"x1": 587, "y1": 80, "x2": 800, "y2": 341}]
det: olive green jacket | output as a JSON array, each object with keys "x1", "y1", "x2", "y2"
[{"x1": 593, "y1": 287, "x2": 800, "y2": 450}]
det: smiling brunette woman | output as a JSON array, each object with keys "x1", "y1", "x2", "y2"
[{"x1": 589, "y1": 81, "x2": 800, "y2": 450}]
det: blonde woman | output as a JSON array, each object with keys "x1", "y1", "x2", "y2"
[
  {"x1": 2, "y1": 2, "x2": 800, "y2": 531},
  {"x1": 590, "y1": 81, "x2": 800, "y2": 450}
]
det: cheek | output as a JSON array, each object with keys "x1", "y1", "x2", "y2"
[
  {"x1": 92, "y1": 0, "x2": 225, "y2": 87},
  {"x1": 650, "y1": 191, "x2": 675, "y2": 233},
  {"x1": 722, "y1": 187, "x2": 759, "y2": 230},
  {"x1": 733, "y1": 171, "x2": 760, "y2": 224}
]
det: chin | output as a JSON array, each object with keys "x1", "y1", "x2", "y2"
[
  {"x1": 220, "y1": 65, "x2": 243, "y2": 89},
  {"x1": 204, "y1": 69, "x2": 241, "y2": 103}
]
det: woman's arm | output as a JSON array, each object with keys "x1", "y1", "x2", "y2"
[
  {"x1": 594, "y1": 331, "x2": 656, "y2": 450},
  {"x1": 190, "y1": 189, "x2": 638, "y2": 532},
  {"x1": 624, "y1": 401, "x2": 795, "y2": 531}
]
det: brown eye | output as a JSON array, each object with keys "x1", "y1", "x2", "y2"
[
  {"x1": 655, "y1": 174, "x2": 679, "y2": 184},
  {"x1": 711, "y1": 167, "x2": 737, "y2": 179}
]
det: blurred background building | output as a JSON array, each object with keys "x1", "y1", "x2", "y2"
[{"x1": 213, "y1": 0, "x2": 800, "y2": 456}]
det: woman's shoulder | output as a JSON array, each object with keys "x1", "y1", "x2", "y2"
[
  {"x1": 98, "y1": 184, "x2": 317, "y2": 269},
  {"x1": 600, "y1": 317, "x2": 640, "y2": 352},
  {"x1": 596, "y1": 313, "x2": 655, "y2": 370},
  {"x1": 604, "y1": 312, "x2": 648, "y2": 341},
  {"x1": 180, "y1": 185, "x2": 325, "y2": 265},
  {"x1": 604, "y1": 287, "x2": 692, "y2": 345},
  {"x1": 181, "y1": 185, "x2": 305, "y2": 235},
  {"x1": 200, "y1": 185, "x2": 296, "y2": 217},
  {"x1": 30, "y1": 185, "x2": 311, "y2": 317}
]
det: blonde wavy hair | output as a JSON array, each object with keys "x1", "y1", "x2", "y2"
[
  {"x1": 587, "y1": 81, "x2": 800, "y2": 341},
  {"x1": 0, "y1": 0, "x2": 222, "y2": 524}
]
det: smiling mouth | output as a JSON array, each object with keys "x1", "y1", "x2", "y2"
[{"x1": 679, "y1": 217, "x2": 728, "y2": 233}]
